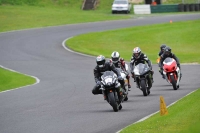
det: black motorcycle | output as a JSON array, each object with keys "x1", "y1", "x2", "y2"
[
  {"x1": 100, "y1": 71, "x2": 123, "y2": 112},
  {"x1": 133, "y1": 63, "x2": 153, "y2": 96}
]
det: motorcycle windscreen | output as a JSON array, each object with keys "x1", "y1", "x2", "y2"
[
  {"x1": 101, "y1": 71, "x2": 114, "y2": 79},
  {"x1": 163, "y1": 57, "x2": 174, "y2": 64},
  {"x1": 134, "y1": 63, "x2": 149, "y2": 75}
]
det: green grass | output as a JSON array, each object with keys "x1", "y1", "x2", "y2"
[
  {"x1": 120, "y1": 89, "x2": 200, "y2": 133},
  {"x1": 66, "y1": 19, "x2": 200, "y2": 64},
  {"x1": 1, "y1": 0, "x2": 199, "y2": 32},
  {"x1": 0, "y1": 67, "x2": 36, "y2": 92},
  {"x1": 0, "y1": 1, "x2": 132, "y2": 32}
]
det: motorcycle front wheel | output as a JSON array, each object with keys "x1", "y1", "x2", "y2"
[
  {"x1": 170, "y1": 75, "x2": 177, "y2": 90},
  {"x1": 141, "y1": 80, "x2": 148, "y2": 96},
  {"x1": 107, "y1": 92, "x2": 119, "y2": 112}
]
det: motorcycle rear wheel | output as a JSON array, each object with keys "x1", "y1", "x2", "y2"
[
  {"x1": 170, "y1": 75, "x2": 177, "y2": 90},
  {"x1": 107, "y1": 92, "x2": 119, "y2": 112}
]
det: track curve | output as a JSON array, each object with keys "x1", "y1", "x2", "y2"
[{"x1": 0, "y1": 14, "x2": 200, "y2": 133}]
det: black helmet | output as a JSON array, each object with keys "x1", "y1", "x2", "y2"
[
  {"x1": 96, "y1": 55, "x2": 106, "y2": 68},
  {"x1": 111, "y1": 51, "x2": 120, "y2": 63},
  {"x1": 164, "y1": 46, "x2": 171, "y2": 55},
  {"x1": 160, "y1": 44, "x2": 166, "y2": 51},
  {"x1": 133, "y1": 47, "x2": 141, "y2": 59}
]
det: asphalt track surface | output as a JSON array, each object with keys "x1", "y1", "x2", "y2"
[{"x1": 0, "y1": 14, "x2": 200, "y2": 133}]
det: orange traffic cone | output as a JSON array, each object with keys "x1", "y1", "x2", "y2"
[{"x1": 160, "y1": 96, "x2": 168, "y2": 116}]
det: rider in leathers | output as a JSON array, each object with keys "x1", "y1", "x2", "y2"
[
  {"x1": 158, "y1": 44, "x2": 167, "y2": 76},
  {"x1": 92, "y1": 55, "x2": 124, "y2": 100},
  {"x1": 130, "y1": 47, "x2": 154, "y2": 87}
]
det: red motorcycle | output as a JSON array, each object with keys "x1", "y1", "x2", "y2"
[{"x1": 162, "y1": 57, "x2": 181, "y2": 90}]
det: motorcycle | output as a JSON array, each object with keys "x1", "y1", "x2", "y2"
[
  {"x1": 162, "y1": 57, "x2": 181, "y2": 90},
  {"x1": 116, "y1": 67, "x2": 129, "y2": 101},
  {"x1": 133, "y1": 63, "x2": 153, "y2": 96},
  {"x1": 100, "y1": 71, "x2": 123, "y2": 112}
]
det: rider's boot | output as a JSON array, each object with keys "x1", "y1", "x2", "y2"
[
  {"x1": 162, "y1": 74, "x2": 165, "y2": 79},
  {"x1": 102, "y1": 90, "x2": 107, "y2": 100},
  {"x1": 127, "y1": 75, "x2": 131, "y2": 91},
  {"x1": 148, "y1": 72, "x2": 154, "y2": 84},
  {"x1": 151, "y1": 71, "x2": 154, "y2": 83},
  {"x1": 136, "y1": 82, "x2": 139, "y2": 88},
  {"x1": 159, "y1": 68, "x2": 165, "y2": 79},
  {"x1": 119, "y1": 104, "x2": 122, "y2": 110},
  {"x1": 118, "y1": 87, "x2": 124, "y2": 102}
]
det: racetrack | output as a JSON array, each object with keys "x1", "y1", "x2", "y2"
[{"x1": 0, "y1": 14, "x2": 200, "y2": 133}]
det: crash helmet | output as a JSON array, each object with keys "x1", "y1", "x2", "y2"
[
  {"x1": 133, "y1": 47, "x2": 141, "y2": 59},
  {"x1": 164, "y1": 46, "x2": 171, "y2": 56},
  {"x1": 111, "y1": 51, "x2": 120, "y2": 63},
  {"x1": 96, "y1": 55, "x2": 106, "y2": 68},
  {"x1": 160, "y1": 44, "x2": 167, "y2": 51}
]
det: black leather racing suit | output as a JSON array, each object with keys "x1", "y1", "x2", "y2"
[
  {"x1": 92, "y1": 62, "x2": 123, "y2": 94},
  {"x1": 158, "y1": 51, "x2": 164, "y2": 57},
  {"x1": 130, "y1": 53, "x2": 152, "y2": 73}
]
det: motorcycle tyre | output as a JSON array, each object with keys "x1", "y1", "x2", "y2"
[
  {"x1": 107, "y1": 92, "x2": 119, "y2": 112},
  {"x1": 147, "y1": 76, "x2": 152, "y2": 90},
  {"x1": 170, "y1": 75, "x2": 177, "y2": 90},
  {"x1": 141, "y1": 80, "x2": 148, "y2": 96}
]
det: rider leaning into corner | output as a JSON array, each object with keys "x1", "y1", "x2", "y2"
[
  {"x1": 110, "y1": 51, "x2": 131, "y2": 90},
  {"x1": 92, "y1": 55, "x2": 125, "y2": 100},
  {"x1": 159, "y1": 46, "x2": 182, "y2": 78},
  {"x1": 130, "y1": 47, "x2": 154, "y2": 88}
]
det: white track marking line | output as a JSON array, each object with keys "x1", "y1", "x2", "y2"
[
  {"x1": 62, "y1": 37, "x2": 95, "y2": 58},
  {"x1": 0, "y1": 65, "x2": 40, "y2": 94}
]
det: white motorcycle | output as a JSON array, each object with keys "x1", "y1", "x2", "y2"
[
  {"x1": 116, "y1": 65, "x2": 129, "y2": 101},
  {"x1": 133, "y1": 63, "x2": 153, "y2": 96}
]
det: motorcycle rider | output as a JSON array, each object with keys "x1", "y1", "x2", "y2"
[
  {"x1": 158, "y1": 44, "x2": 167, "y2": 57},
  {"x1": 130, "y1": 47, "x2": 154, "y2": 88},
  {"x1": 92, "y1": 55, "x2": 125, "y2": 101},
  {"x1": 110, "y1": 51, "x2": 131, "y2": 90},
  {"x1": 158, "y1": 44, "x2": 167, "y2": 76},
  {"x1": 159, "y1": 46, "x2": 182, "y2": 78}
]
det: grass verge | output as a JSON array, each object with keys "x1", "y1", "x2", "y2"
[
  {"x1": 1, "y1": 4, "x2": 199, "y2": 32},
  {"x1": 120, "y1": 89, "x2": 200, "y2": 133},
  {"x1": 66, "y1": 19, "x2": 200, "y2": 64},
  {"x1": 0, "y1": 67, "x2": 36, "y2": 92},
  {"x1": 0, "y1": 4, "x2": 131, "y2": 32}
]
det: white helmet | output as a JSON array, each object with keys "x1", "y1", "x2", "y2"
[
  {"x1": 133, "y1": 47, "x2": 141, "y2": 59},
  {"x1": 111, "y1": 51, "x2": 120, "y2": 63},
  {"x1": 96, "y1": 55, "x2": 106, "y2": 68}
]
